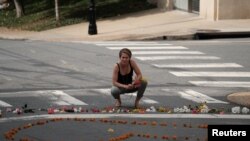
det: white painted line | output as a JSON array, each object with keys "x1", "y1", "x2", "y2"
[
  {"x1": 136, "y1": 56, "x2": 220, "y2": 61},
  {"x1": 133, "y1": 51, "x2": 204, "y2": 55},
  {"x1": 107, "y1": 46, "x2": 187, "y2": 50},
  {"x1": 91, "y1": 89, "x2": 158, "y2": 104},
  {"x1": 189, "y1": 81, "x2": 250, "y2": 87},
  {"x1": 0, "y1": 100, "x2": 12, "y2": 107},
  {"x1": 96, "y1": 43, "x2": 171, "y2": 46},
  {"x1": 142, "y1": 99, "x2": 158, "y2": 104},
  {"x1": 120, "y1": 93, "x2": 159, "y2": 104},
  {"x1": 177, "y1": 89, "x2": 228, "y2": 104},
  {"x1": 0, "y1": 90, "x2": 99, "y2": 97},
  {"x1": 1, "y1": 114, "x2": 250, "y2": 123},
  {"x1": 91, "y1": 88, "x2": 111, "y2": 95},
  {"x1": 91, "y1": 89, "x2": 171, "y2": 96},
  {"x1": 153, "y1": 63, "x2": 243, "y2": 68},
  {"x1": 52, "y1": 90, "x2": 88, "y2": 105},
  {"x1": 170, "y1": 71, "x2": 250, "y2": 77},
  {"x1": 38, "y1": 90, "x2": 88, "y2": 106}
]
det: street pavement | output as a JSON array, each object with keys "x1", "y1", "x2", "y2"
[
  {"x1": 0, "y1": 11, "x2": 250, "y2": 141},
  {"x1": 0, "y1": 9, "x2": 249, "y2": 108}
]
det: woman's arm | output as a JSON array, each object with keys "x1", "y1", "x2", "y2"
[{"x1": 130, "y1": 59, "x2": 142, "y2": 81}]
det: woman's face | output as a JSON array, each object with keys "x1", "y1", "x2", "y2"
[{"x1": 120, "y1": 52, "x2": 130, "y2": 65}]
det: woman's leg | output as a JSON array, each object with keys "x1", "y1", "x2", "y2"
[
  {"x1": 111, "y1": 80, "x2": 147, "y2": 108},
  {"x1": 111, "y1": 86, "x2": 126, "y2": 107},
  {"x1": 135, "y1": 79, "x2": 148, "y2": 108}
]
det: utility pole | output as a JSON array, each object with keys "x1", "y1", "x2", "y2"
[{"x1": 88, "y1": 0, "x2": 97, "y2": 35}]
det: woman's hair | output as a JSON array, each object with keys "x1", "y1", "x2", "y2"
[{"x1": 119, "y1": 48, "x2": 132, "y2": 58}]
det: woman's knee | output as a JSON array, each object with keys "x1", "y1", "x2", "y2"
[
  {"x1": 140, "y1": 79, "x2": 148, "y2": 88},
  {"x1": 111, "y1": 86, "x2": 120, "y2": 99}
]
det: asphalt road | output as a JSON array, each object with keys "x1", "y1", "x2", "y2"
[{"x1": 0, "y1": 38, "x2": 250, "y2": 141}]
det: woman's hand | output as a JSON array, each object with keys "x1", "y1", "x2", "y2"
[
  {"x1": 132, "y1": 79, "x2": 141, "y2": 88},
  {"x1": 125, "y1": 84, "x2": 134, "y2": 89}
]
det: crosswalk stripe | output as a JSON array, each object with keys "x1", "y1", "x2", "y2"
[
  {"x1": 169, "y1": 71, "x2": 250, "y2": 77},
  {"x1": 163, "y1": 89, "x2": 228, "y2": 104},
  {"x1": 0, "y1": 100, "x2": 12, "y2": 107},
  {"x1": 178, "y1": 90, "x2": 228, "y2": 104},
  {"x1": 136, "y1": 56, "x2": 220, "y2": 61},
  {"x1": 91, "y1": 88, "x2": 158, "y2": 104},
  {"x1": 90, "y1": 88, "x2": 170, "y2": 96},
  {"x1": 133, "y1": 51, "x2": 204, "y2": 55},
  {"x1": 153, "y1": 63, "x2": 243, "y2": 68},
  {"x1": 96, "y1": 43, "x2": 171, "y2": 46},
  {"x1": 107, "y1": 46, "x2": 187, "y2": 50},
  {"x1": 38, "y1": 90, "x2": 88, "y2": 106},
  {"x1": 130, "y1": 95, "x2": 158, "y2": 104},
  {"x1": 142, "y1": 99, "x2": 158, "y2": 104},
  {"x1": 189, "y1": 81, "x2": 250, "y2": 87},
  {"x1": 91, "y1": 88, "x2": 111, "y2": 95}
]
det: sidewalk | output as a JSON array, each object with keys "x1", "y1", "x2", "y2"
[
  {"x1": 1, "y1": 9, "x2": 250, "y2": 42},
  {"x1": 0, "y1": 9, "x2": 250, "y2": 107}
]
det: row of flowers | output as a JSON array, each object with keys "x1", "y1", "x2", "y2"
[{"x1": 0, "y1": 104, "x2": 249, "y2": 118}]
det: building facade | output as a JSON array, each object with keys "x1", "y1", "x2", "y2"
[
  {"x1": 155, "y1": 0, "x2": 250, "y2": 20},
  {"x1": 200, "y1": 0, "x2": 250, "y2": 20}
]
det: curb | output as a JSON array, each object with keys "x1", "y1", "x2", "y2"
[
  {"x1": 0, "y1": 37, "x2": 27, "y2": 41},
  {"x1": 140, "y1": 34, "x2": 194, "y2": 41},
  {"x1": 1, "y1": 31, "x2": 250, "y2": 42},
  {"x1": 194, "y1": 31, "x2": 250, "y2": 40},
  {"x1": 139, "y1": 31, "x2": 250, "y2": 41}
]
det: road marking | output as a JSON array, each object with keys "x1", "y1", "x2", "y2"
[
  {"x1": 0, "y1": 90, "x2": 100, "y2": 97},
  {"x1": 96, "y1": 43, "x2": 172, "y2": 46},
  {"x1": 142, "y1": 99, "x2": 158, "y2": 104},
  {"x1": 0, "y1": 100, "x2": 12, "y2": 107},
  {"x1": 107, "y1": 46, "x2": 188, "y2": 50},
  {"x1": 133, "y1": 51, "x2": 204, "y2": 55},
  {"x1": 91, "y1": 88, "x2": 111, "y2": 95},
  {"x1": 169, "y1": 71, "x2": 250, "y2": 77},
  {"x1": 1, "y1": 114, "x2": 250, "y2": 123},
  {"x1": 136, "y1": 56, "x2": 220, "y2": 61},
  {"x1": 189, "y1": 81, "x2": 250, "y2": 87},
  {"x1": 153, "y1": 63, "x2": 243, "y2": 68},
  {"x1": 91, "y1": 88, "x2": 158, "y2": 104},
  {"x1": 38, "y1": 90, "x2": 88, "y2": 106},
  {"x1": 178, "y1": 90, "x2": 228, "y2": 104},
  {"x1": 162, "y1": 89, "x2": 227, "y2": 104}
]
